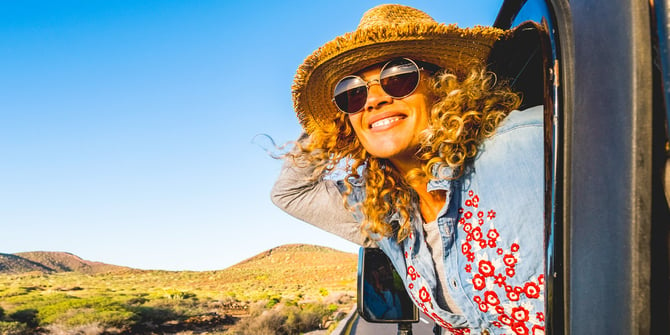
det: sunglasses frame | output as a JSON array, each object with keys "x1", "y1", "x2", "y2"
[{"x1": 332, "y1": 57, "x2": 426, "y2": 115}]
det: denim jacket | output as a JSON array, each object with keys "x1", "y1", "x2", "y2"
[{"x1": 271, "y1": 105, "x2": 545, "y2": 335}]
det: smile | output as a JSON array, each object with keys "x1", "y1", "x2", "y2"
[{"x1": 370, "y1": 116, "x2": 405, "y2": 129}]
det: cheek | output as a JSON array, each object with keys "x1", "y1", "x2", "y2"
[{"x1": 347, "y1": 114, "x2": 365, "y2": 137}]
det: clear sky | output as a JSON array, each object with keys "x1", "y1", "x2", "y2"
[{"x1": 1, "y1": 0, "x2": 504, "y2": 271}]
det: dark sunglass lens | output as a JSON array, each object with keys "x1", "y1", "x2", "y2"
[
  {"x1": 334, "y1": 76, "x2": 367, "y2": 113},
  {"x1": 380, "y1": 59, "x2": 420, "y2": 98}
]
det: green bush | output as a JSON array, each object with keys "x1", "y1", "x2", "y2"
[
  {"x1": 131, "y1": 305, "x2": 180, "y2": 325},
  {"x1": 0, "y1": 321, "x2": 30, "y2": 335},
  {"x1": 9, "y1": 309, "x2": 38, "y2": 328}
]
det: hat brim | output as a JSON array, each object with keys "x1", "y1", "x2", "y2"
[{"x1": 292, "y1": 23, "x2": 507, "y2": 134}]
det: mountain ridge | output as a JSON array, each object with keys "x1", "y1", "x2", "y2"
[{"x1": 0, "y1": 244, "x2": 358, "y2": 275}]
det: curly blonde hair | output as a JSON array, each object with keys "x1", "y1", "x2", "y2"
[{"x1": 289, "y1": 64, "x2": 521, "y2": 242}]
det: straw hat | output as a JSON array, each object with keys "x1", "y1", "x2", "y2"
[{"x1": 292, "y1": 4, "x2": 508, "y2": 134}]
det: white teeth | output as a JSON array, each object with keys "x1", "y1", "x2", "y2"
[{"x1": 371, "y1": 117, "x2": 402, "y2": 128}]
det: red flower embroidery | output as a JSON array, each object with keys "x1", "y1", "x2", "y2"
[
  {"x1": 407, "y1": 266, "x2": 418, "y2": 280},
  {"x1": 474, "y1": 296, "x2": 482, "y2": 303},
  {"x1": 465, "y1": 195, "x2": 480, "y2": 208},
  {"x1": 511, "y1": 243, "x2": 520, "y2": 252},
  {"x1": 463, "y1": 223, "x2": 473, "y2": 233},
  {"x1": 511, "y1": 306, "x2": 530, "y2": 322},
  {"x1": 538, "y1": 274, "x2": 545, "y2": 285},
  {"x1": 495, "y1": 305, "x2": 505, "y2": 314},
  {"x1": 462, "y1": 242, "x2": 472, "y2": 254},
  {"x1": 487, "y1": 229, "x2": 500, "y2": 240},
  {"x1": 512, "y1": 322, "x2": 529, "y2": 335},
  {"x1": 536, "y1": 312, "x2": 545, "y2": 322},
  {"x1": 478, "y1": 302, "x2": 488, "y2": 312},
  {"x1": 507, "y1": 290, "x2": 520, "y2": 301},
  {"x1": 506, "y1": 267, "x2": 516, "y2": 277},
  {"x1": 472, "y1": 274, "x2": 486, "y2": 290},
  {"x1": 524, "y1": 282, "x2": 541, "y2": 299},
  {"x1": 419, "y1": 287, "x2": 431, "y2": 302},
  {"x1": 472, "y1": 227, "x2": 483, "y2": 241},
  {"x1": 494, "y1": 273, "x2": 507, "y2": 287},
  {"x1": 466, "y1": 253, "x2": 475, "y2": 262},
  {"x1": 478, "y1": 260, "x2": 495, "y2": 277},
  {"x1": 497, "y1": 248, "x2": 504, "y2": 255},
  {"x1": 504, "y1": 254, "x2": 518, "y2": 267},
  {"x1": 532, "y1": 325, "x2": 545, "y2": 335},
  {"x1": 479, "y1": 240, "x2": 488, "y2": 248},
  {"x1": 484, "y1": 290, "x2": 500, "y2": 306},
  {"x1": 465, "y1": 264, "x2": 472, "y2": 273},
  {"x1": 488, "y1": 240, "x2": 497, "y2": 248},
  {"x1": 498, "y1": 314, "x2": 513, "y2": 326},
  {"x1": 487, "y1": 210, "x2": 497, "y2": 219}
]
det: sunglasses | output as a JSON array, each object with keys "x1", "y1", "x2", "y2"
[{"x1": 332, "y1": 58, "x2": 432, "y2": 114}]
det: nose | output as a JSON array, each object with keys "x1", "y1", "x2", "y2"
[{"x1": 364, "y1": 81, "x2": 393, "y2": 112}]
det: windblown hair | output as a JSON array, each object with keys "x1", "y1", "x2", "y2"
[{"x1": 288, "y1": 64, "x2": 521, "y2": 242}]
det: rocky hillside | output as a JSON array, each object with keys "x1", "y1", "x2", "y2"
[
  {"x1": 0, "y1": 253, "x2": 53, "y2": 274},
  {"x1": 0, "y1": 251, "x2": 130, "y2": 274}
]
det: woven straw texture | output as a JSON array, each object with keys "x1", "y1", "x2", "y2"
[{"x1": 292, "y1": 4, "x2": 507, "y2": 134}]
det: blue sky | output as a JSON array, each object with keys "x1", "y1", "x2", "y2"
[{"x1": 0, "y1": 0, "x2": 504, "y2": 271}]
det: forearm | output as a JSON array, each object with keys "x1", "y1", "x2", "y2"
[{"x1": 271, "y1": 157, "x2": 372, "y2": 247}]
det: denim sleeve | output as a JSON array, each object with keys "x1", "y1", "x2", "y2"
[{"x1": 271, "y1": 157, "x2": 374, "y2": 247}]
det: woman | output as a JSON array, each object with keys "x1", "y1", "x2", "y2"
[{"x1": 272, "y1": 4, "x2": 545, "y2": 335}]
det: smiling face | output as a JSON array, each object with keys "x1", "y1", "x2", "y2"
[{"x1": 347, "y1": 64, "x2": 432, "y2": 172}]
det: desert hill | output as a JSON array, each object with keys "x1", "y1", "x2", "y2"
[
  {"x1": 0, "y1": 251, "x2": 131, "y2": 275},
  {"x1": 0, "y1": 244, "x2": 358, "y2": 279},
  {"x1": 0, "y1": 253, "x2": 53, "y2": 274},
  {"x1": 0, "y1": 244, "x2": 360, "y2": 334},
  {"x1": 219, "y1": 244, "x2": 358, "y2": 296}
]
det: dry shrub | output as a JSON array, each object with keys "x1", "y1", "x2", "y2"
[{"x1": 225, "y1": 301, "x2": 332, "y2": 335}]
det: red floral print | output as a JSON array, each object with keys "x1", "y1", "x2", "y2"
[
  {"x1": 407, "y1": 266, "x2": 418, "y2": 280},
  {"x1": 451, "y1": 190, "x2": 544, "y2": 333},
  {"x1": 507, "y1": 290, "x2": 520, "y2": 301},
  {"x1": 503, "y1": 254, "x2": 518, "y2": 267},
  {"x1": 419, "y1": 287, "x2": 431, "y2": 302},
  {"x1": 511, "y1": 306, "x2": 529, "y2": 322},
  {"x1": 524, "y1": 282, "x2": 541, "y2": 299},
  {"x1": 512, "y1": 322, "x2": 529, "y2": 335},
  {"x1": 494, "y1": 273, "x2": 507, "y2": 287},
  {"x1": 462, "y1": 242, "x2": 472, "y2": 254},
  {"x1": 473, "y1": 273, "x2": 486, "y2": 290},
  {"x1": 478, "y1": 260, "x2": 495, "y2": 277},
  {"x1": 484, "y1": 291, "x2": 500, "y2": 306}
]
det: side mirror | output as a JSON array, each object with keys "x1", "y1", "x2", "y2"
[{"x1": 357, "y1": 247, "x2": 419, "y2": 323}]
